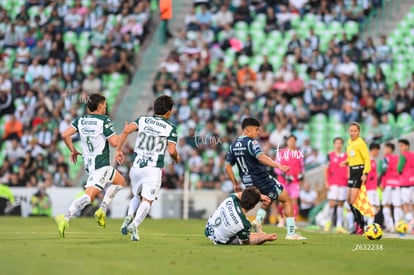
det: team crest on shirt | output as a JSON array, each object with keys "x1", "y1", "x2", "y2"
[
  {"x1": 151, "y1": 189, "x2": 155, "y2": 195},
  {"x1": 350, "y1": 150, "x2": 355, "y2": 157}
]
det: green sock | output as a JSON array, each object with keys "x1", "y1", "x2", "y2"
[
  {"x1": 286, "y1": 217, "x2": 296, "y2": 235},
  {"x1": 256, "y1": 208, "x2": 267, "y2": 224}
]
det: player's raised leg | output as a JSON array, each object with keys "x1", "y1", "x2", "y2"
[
  {"x1": 55, "y1": 186, "x2": 99, "y2": 238},
  {"x1": 94, "y1": 170, "x2": 125, "y2": 228}
]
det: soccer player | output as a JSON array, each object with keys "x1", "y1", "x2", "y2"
[
  {"x1": 397, "y1": 139, "x2": 414, "y2": 225},
  {"x1": 380, "y1": 143, "x2": 402, "y2": 232},
  {"x1": 324, "y1": 137, "x2": 348, "y2": 233},
  {"x1": 275, "y1": 135, "x2": 305, "y2": 219},
  {"x1": 55, "y1": 93, "x2": 125, "y2": 238},
  {"x1": 205, "y1": 187, "x2": 277, "y2": 245},
  {"x1": 225, "y1": 117, "x2": 306, "y2": 240},
  {"x1": 340, "y1": 122, "x2": 371, "y2": 235},
  {"x1": 366, "y1": 142, "x2": 380, "y2": 225},
  {"x1": 115, "y1": 95, "x2": 180, "y2": 241}
]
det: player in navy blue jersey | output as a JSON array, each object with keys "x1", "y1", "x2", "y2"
[{"x1": 225, "y1": 117, "x2": 306, "y2": 240}]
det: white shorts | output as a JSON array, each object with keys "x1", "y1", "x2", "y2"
[
  {"x1": 401, "y1": 186, "x2": 414, "y2": 204},
  {"x1": 367, "y1": 189, "x2": 380, "y2": 207},
  {"x1": 327, "y1": 185, "x2": 347, "y2": 201},
  {"x1": 382, "y1": 186, "x2": 402, "y2": 206},
  {"x1": 130, "y1": 166, "x2": 162, "y2": 201},
  {"x1": 85, "y1": 166, "x2": 116, "y2": 191}
]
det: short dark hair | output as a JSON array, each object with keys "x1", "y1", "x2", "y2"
[
  {"x1": 398, "y1": 139, "x2": 410, "y2": 146},
  {"x1": 350, "y1": 122, "x2": 361, "y2": 131},
  {"x1": 287, "y1": 135, "x2": 297, "y2": 141},
  {"x1": 241, "y1": 117, "x2": 260, "y2": 129},
  {"x1": 369, "y1": 142, "x2": 380, "y2": 150},
  {"x1": 87, "y1": 93, "x2": 106, "y2": 112},
  {"x1": 333, "y1": 137, "x2": 344, "y2": 144},
  {"x1": 384, "y1": 142, "x2": 395, "y2": 151},
  {"x1": 240, "y1": 187, "x2": 261, "y2": 210},
  {"x1": 154, "y1": 95, "x2": 174, "y2": 115}
]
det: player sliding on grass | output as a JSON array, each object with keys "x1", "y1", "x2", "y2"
[
  {"x1": 225, "y1": 117, "x2": 306, "y2": 240},
  {"x1": 55, "y1": 93, "x2": 125, "y2": 238},
  {"x1": 205, "y1": 187, "x2": 277, "y2": 245},
  {"x1": 115, "y1": 95, "x2": 180, "y2": 241}
]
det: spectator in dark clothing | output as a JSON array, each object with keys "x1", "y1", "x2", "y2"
[{"x1": 309, "y1": 88, "x2": 328, "y2": 115}]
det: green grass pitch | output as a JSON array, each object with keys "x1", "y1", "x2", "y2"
[{"x1": 0, "y1": 217, "x2": 413, "y2": 275}]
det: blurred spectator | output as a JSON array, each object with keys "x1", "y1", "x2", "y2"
[
  {"x1": 3, "y1": 114, "x2": 23, "y2": 141},
  {"x1": 299, "y1": 181, "x2": 318, "y2": 218},
  {"x1": 162, "y1": 163, "x2": 181, "y2": 189},
  {"x1": 5, "y1": 138, "x2": 25, "y2": 167},
  {"x1": 305, "y1": 148, "x2": 325, "y2": 169},
  {"x1": 29, "y1": 184, "x2": 52, "y2": 217},
  {"x1": 82, "y1": 71, "x2": 101, "y2": 95},
  {"x1": 0, "y1": 183, "x2": 15, "y2": 215},
  {"x1": 233, "y1": 0, "x2": 252, "y2": 24}
]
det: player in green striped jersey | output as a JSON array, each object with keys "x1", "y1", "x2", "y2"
[
  {"x1": 116, "y1": 95, "x2": 180, "y2": 241},
  {"x1": 205, "y1": 187, "x2": 277, "y2": 245},
  {"x1": 55, "y1": 94, "x2": 125, "y2": 238}
]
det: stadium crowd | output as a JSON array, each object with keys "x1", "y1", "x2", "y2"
[
  {"x1": 148, "y1": 0, "x2": 413, "y2": 193},
  {"x1": 0, "y1": 0, "x2": 152, "y2": 188}
]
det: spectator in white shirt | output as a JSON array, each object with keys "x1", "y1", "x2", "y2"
[
  {"x1": 16, "y1": 41, "x2": 30, "y2": 64},
  {"x1": 214, "y1": 4, "x2": 233, "y2": 30},
  {"x1": 64, "y1": 8, "x2": 83, "y2": 34},
  {"x1": 27, "y1": 58, "x2": 43, "y2": 80},
  {"x1": 299, "y1": 181, "x2": 317, "y2": 218},
  {"x1": 375, "y1": 35, "x2": 392, "y2": 64},
  {"x1": 337, "y1": 55, "x2": 358, "y2": 78}
]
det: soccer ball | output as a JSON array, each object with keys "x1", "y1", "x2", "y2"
[
  {"x1": 364, "y1": 223, "x2": 383, "y2": 240},
  {"x1": 395, "y1": 221, "x2": 408, "y2": 234}
]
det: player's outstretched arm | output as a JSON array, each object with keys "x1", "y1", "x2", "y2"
[
  {"x1": 244, "y1": 232, "x2": 277, "y2": 245},
  {"x1": 167, "y1": 141, "x2": 180, "y2": 163},
  {"x1": 257, "y1": 154, "x2": 289, "y2": 172},
  {"x1": 225, "y1": 162, "x2": 242, "y2": 192},
  {"x1": 115, "y1": 122, "x2": 137, "y2": 165},
  {"x1": 62, "y1": 126, "x2": 80, "y2": 164}
]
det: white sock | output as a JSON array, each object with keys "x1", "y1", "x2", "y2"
[
  {"x1": 64, "y1": 194, "x2": 91, "y2": 222},
  {"x1": 394, "y1": 207, "x2": 403, "y2": 224},
  {"x1": 336, "y1": 206, "x2": 343, "y2": 228},
  {"x1": 346, "y1": 211, "x2": 354, "y2": 230},
  {"x1": 128, "y1": 196, "x2": 141, "y2": 217},
  {"x1": 132, "y1": 201, "x2": 151, "y2": 228},
  {"x1": 100, "y1": 185, "x2": 122, "y2": 213},
  {"x1": 255, "y1": 208, "x2": 267, "y2": 224},
  {"x1": 327, "y1": 207, "x2": 334, "y2": 223},
  {"x1": 367, "y1": 216, "x2": 375, "y2": 225},
  {"x1": 286, "y1": 217, "x2": 296, "y2": 235},
  {"x1": 383, "y1": 207, "x2": 393, "y2": 230},
  {"x1": 406, "y1": 212, "x2": 413, "y2": 222}
]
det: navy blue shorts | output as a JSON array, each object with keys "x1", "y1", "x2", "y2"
[{"x1": 256, "y1": 176, "x2": 284, "y2": 201}]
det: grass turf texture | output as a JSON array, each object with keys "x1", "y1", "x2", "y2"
[{"x1": 0, "y1": 217, "x2": 413, "y2": 275}]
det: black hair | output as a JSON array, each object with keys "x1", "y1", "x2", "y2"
[
  {"x1": 87, "y1": 93, "x2": 106, "y2": 112},
  {"x1": 241, "y1": 117, "x2": 261, "y2": 129},
  {"x1": 384, "y1": 142, "x2": 395, "y2": 152},
  {"x1": 240, "y1": 187, "x2": 261, "y2": 210},
  {"x1": 398, "y1": 139, "x2": 410, "y2": 146},
  {"x1": 287, "y1": 134, "x2": 297, "y2": 141},
  {"x1": 369, "y1": 142, "x2": 380, "y2": 150},
  {"x1": 333, "y1": 137, "x2": 344, "y2": 144},
  {"x1": 154, "y1": 95, "x2": 174, "y2": 115}
]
